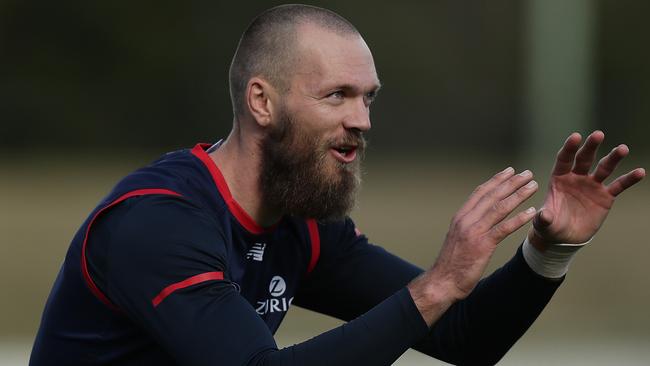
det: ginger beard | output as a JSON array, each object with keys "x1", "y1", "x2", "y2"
[{"x1": 260, "y1": 105, "x2": 365, "y2": 221}]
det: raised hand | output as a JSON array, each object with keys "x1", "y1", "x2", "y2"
[
  {"x1": 528, "y1": 131, "x2": 646, "y2": 248},
  {"x1": 409, "y1": 167, "x2": 539, "y2": 325}
]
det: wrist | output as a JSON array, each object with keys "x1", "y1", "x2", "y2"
[
  {"x1": 527, "y1": 227, "x2": 550, "y2": 251},
  {"x1": 407, "y1": 271, "x2": 460, "y2": 327},
  {"x1": 522, "y1": 236, "x2": 591, "y2": 278}
]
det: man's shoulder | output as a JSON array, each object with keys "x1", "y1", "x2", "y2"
[
  {"x1": 316, "y1": 216, "x2": 360, "y2": 232},
  {"x1": 101, "y1": 145, "x2": 229, "y2": 217},
  {"x1": 108, "y1": 194, "x2": 226, "y2": 241},
  {"x1": 111, "y1": 147, "x2": 208, "y2": 195},
  {"x1": 314, "y1": 216, "x2": 365, "y2": 248}
]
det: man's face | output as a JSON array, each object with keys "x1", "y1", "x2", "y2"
[{"x1": 260, "y1": 25, "x2": 380, "y2": 221}]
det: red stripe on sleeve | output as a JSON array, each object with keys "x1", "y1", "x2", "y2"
[
  {"x1": 152, "y1": 271, "x2": 224, "y2": 307},
  {"x1": 306, "y1": 219, "x2": 320, "y2": 274}
]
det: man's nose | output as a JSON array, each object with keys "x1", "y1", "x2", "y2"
[{"x1": 342, "y1": 98, "x2": 371, "y2": 132}]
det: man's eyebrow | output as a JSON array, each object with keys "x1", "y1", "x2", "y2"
[{"x1": 330, "y1": 82, "x2": 382, "y2": 94}]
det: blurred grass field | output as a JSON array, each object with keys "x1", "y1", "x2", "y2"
[{"x1": 1, "y1": 152, "x2": 648, "y2": 365}]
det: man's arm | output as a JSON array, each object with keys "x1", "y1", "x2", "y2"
[
  {"x1": 296, "y1": 166, "x2": 543, "y2": 365},
  {"x1": 412, "y1": 246, "x2": 562, "y2": 365},
  {"x1": 295, "y1": 221, "x2": 561, "y2": 365}
]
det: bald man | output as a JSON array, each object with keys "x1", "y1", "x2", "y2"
[{"x1": 31, "y1": 4, "x2": 645, "y2": 366}]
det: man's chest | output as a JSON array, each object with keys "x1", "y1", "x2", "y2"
[{"x1": 224, "y1": 228, "x2": 311, "y2": 332}]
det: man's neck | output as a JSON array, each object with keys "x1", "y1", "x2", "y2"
[{"x1": 208, "y1": 130, "x2": 281, "y2": 228}]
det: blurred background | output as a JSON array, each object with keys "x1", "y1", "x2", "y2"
[{"x1": 1, "y1": 0, "x2": 648, "y2": 364}]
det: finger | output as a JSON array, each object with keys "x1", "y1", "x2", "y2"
[
  {"x1": 480, "y1": 179, "x2": 538, "y2": 229},
  {"x1": 457, "y1": 166, "x2": 515, "y2": 217},
  {"x1": 592, "y1": 144, "x2": 629, "y2": 183},
  {"x1": 607, "y1": 168, "x2": 646, "y2": 197},
  {"x1": 572, "y1": 130, "x2": 605, "y2": 175},
  {"x1": 489, "y1": 207, "x2": 537, "y2": 242},
  {"x1": 465, "y1": 169, "x2": 535, "y2": 223},
  {"x1": 552, "y1": 133, "x2": 582, "y2": 176}
]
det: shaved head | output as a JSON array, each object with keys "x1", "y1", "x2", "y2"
[{"x1": 228, "y1": 4, "x2": 360, "y2": 118}]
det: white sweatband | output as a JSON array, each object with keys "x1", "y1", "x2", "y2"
[{"x1": 522, "y1": 237, "x2": 592, "y2": 279}]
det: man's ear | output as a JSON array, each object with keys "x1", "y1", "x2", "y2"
[{"x1": 246, "y1": 77, "x2": 277, "y2": 127}]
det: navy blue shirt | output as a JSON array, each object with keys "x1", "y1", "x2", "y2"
[{"x1": 31, "y1": 143, "x2": 563, "y2": 365}]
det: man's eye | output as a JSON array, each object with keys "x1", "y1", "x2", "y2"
[
  {"x1": 328, "y1": 91, "x2": 344, "y2": 99},
  {"x1": 365, "y1": 92, "x2": 377, "y2": 104}
]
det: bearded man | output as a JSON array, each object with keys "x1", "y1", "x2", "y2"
[{"x1": 31, "y1": 4, "x2": 645, "y2": 366}]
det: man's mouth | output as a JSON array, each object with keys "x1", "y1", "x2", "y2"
[{"x1": 330, "y1": 145, "x2": 358, "y2": 163}]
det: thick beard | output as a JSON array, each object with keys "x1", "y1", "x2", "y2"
[{"x1": 260, "y1": 109, "x2": 365, "y2": 222}]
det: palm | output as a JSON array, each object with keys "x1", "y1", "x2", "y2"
[
  {"x1": 531, "y1": 131, "x2": 645, "y2": 246},
  {"x1": 540, "y1": 173, "x2": 613, "y2": 243}
]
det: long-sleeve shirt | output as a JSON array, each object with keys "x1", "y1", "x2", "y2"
[{"x1": 30, "y1": 143, "x2": 562, "y2": 365}]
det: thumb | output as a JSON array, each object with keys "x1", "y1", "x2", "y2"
[{"x1": 533, "y1": 208, "x2": 554, "y2": 230}]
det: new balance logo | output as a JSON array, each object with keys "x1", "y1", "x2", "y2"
[{"x1": 246, "y1": 242, "x2": 266, "y2": 262}]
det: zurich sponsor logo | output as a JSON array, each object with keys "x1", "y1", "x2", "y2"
[
  {"x1": 246, "y1": 242, "x2": 266, "y2": 262},
  {"x1": 269, "y1": 276, "x2": 286, "y2": 297},
  {"x1": 256, "y1": 275, "x2": 293, "y2": 315}
]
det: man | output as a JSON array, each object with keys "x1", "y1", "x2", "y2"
[{"x1": 31, "y1": 4, "x2": 645, "y2": 366}]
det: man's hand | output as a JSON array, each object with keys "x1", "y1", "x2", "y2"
[
  {"x1": 528, "y1": 131, "x2": 646, "y2": 249},
  {"x1": 409, "y1": 167, "x2": 539, "y2": 326}
]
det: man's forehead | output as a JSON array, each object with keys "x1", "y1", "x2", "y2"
[{"x1": 292, "y1": 24, "x2": 379, "y2": 90}]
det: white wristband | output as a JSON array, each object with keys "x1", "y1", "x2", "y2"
[{"x1": 522, "y1": 237, "x2": 592, "y2": 279}]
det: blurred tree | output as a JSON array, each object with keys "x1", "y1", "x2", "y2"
[
  {"x1": 597, "y1": 0, "x2": 650, "y2": 152},
  {"x1": 522, "y1": 0, "x2": 595, "y2": 177}
]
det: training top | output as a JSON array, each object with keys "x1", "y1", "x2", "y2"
[{"x1": 30, "y1": 143, "x2": 563, "y2": 366}]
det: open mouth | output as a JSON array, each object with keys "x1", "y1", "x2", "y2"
[{"x1": 330, "y1": 145, "x2": 358, "y2": 163}]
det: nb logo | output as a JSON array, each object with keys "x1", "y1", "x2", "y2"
[
  {"x1": 269, "y1": 276, "x2": 286, "y2": 297},
  {"x1": 246, "y1": 242, "x2": 266, "y2": 262}
]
